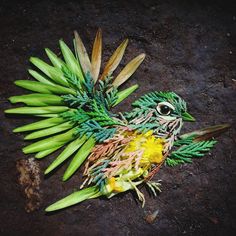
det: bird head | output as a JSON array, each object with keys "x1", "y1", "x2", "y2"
[{"x1": 131, "y1": 91, "x2": 195, "y2": 123}]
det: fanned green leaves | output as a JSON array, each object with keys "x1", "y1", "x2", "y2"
[
  {"x1": 6, "y1": 29, "x2": 145, "y2": 184},
  {"x1": 62, "y1": 74, "x2": 118, "y2": 110}
]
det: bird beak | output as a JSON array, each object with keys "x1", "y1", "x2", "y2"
[{"x1": 182, "y1": 112, "x2": 195, "y2": 122}]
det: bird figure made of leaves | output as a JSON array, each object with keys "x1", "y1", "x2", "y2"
[{"x1": 5, "y1": 29, "x2": 229, "y2": 212}]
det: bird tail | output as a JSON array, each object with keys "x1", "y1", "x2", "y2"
[
  {"x1": 45, "y1": 186, "x2": 102, "y2": 212},
  {"x1": 5, "y1": 29, "x2": 145, "y2": 181}
]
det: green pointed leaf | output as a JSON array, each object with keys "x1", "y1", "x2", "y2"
[
  {"x1": 59, "y1": 40, "x2": 84, "y2": 81},
  {"x1": 45, "y1": 135, "x2": 87, "y2": 174},
  {"x1": 28, "y1": 69, "x2": 54, "y2": 85},
  {"x1": 5, "y1": 106, "x2": 69, "y2": 115},
  {"x1": 30, "y1": 57, "x2": 69, "y2": 87},
  {"x1": 63, "y1": 136, "x2": 95, "y2": 181},
  {"x1": 35, "y1": 114, "x2": 60, "y2": 118},
  {"x1": 45, "y1": 186, "x2": 101, "y2": 212},
  {"x1": 13, "y1": 117, "x2": 65, "y2": 132},
  {"x1": 9, "y1": 94, "x2": 64, "y2": 106},
  {"x1": 22, "y1": 128, "x2": 76, "y2": 154},
  {"x1": 24, "y1": 121, "x2": 74, "y2": 140},
  {"x1": 14, "y1": 80, "x2": 76, "y2": 95},
  {"x1": 45, "y1": 48, "x2": 66, "y2": 69},
  {"x1": 113, "y1": 84, "x2": 139, "y2": 106},
  {"x1": 35, "y1": 145, "x2": 63, "y2": 159}
]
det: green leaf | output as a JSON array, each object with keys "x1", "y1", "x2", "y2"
[
  {"x1": 45, "y1": 48, "x2": 66, "y2": 69},
  {"x1": 35, "y1": 145, "x2": 63, "y2": 159},
  {"x1": 13, "y1": 117, "x2": 65, "y2": 132},
  {"x1": 45, "y1": 135, "x2": 87, "y2": 174},
  {"x1": 5, "y1": 106, "x2": 69, "y2": 115},
  {"x1": 59, "y1": 40, "x2": 84, "y2": 81},
  {"x1": 35, "y1": 114, "x2": 60, "y2": 118},
  {"x1": 63, "y1": 136, "x2": 95, "y2": 181},
  {"x1": 22, "y1": 128, "x2": 77, "y2": 154},
  {"x1": 30, "y1": 57, "x2": 69, "y2": 87},
  {"x1": 113, "y1": 84, "x2": 139, "y2": 106},
  {"x1": 45, "y1": 186, "x2": 101, "y2": 212},
  {"x1": 9, "y1": 94, "x2": 64, "y2": 106},
  {"x1": 24, "y1": 121, "x2": 74, "y2": 140},
  {"x1": 28, "y1": 69, "x2": 54, "y2": 85},
  {"x1": 14, "y1": 80, "x2": 76, "y2": 95}
]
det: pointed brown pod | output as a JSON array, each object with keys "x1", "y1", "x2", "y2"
[
  {"x1": 74, "y1": 31, "x2": 92, "y2": 76},
  {"x1": 91, "y1": 29, "x2": 102, "y2": 82},
  {"x1": 99, "y1": 38, "x2": 128, "y2": 81},
  {"x1": 112, "y1": 53, "x2": 145, "y2": 88},
  {"x1": 180, "y1": 124, "x2": 231, "y2": 141}
]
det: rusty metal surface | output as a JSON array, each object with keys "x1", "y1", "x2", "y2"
[{"x1": 0, "y1": 0, "x2": 236, "y2": 235}]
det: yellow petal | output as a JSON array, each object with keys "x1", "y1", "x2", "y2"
[
  {"x1": 144, "y1": 130, "x2": 153, "y2": 137},
  {"x1": 112, "y1": 53, "x2": 145, "y2": 88}
]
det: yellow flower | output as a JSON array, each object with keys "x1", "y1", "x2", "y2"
[
  {"x1": 104, "y1": 131, "x2": 164, "y2": 196},
  {"x1": 142, "y1": 136, "x2": 164, "y2": 164},
  {"x1": 125, "y1": 130, "x2": 164, "y2": 165},
  {"x1": 106, "y1": 177, "x2": 124, "y2": 192}
]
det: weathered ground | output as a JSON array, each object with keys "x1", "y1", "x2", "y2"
[{"x1": 0, "y1": 0, "x2": 236, "y2": 235}]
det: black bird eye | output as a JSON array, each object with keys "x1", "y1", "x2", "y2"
[
  {"x1": 160, "y1": 105, "x2": 171, "y2": 115},
  {"x1": 156, "y1": 102, "x2": 175, "y2": 116}
]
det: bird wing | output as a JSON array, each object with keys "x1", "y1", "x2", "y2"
[
  {"x1": 5, "y1": 29, "x2": 145, "y2": 181},
  {"x1": 165, "y1": 124, "x2": 230, "y2": 166}
]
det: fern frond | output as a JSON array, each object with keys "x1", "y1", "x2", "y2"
[
  {"x1": 173, "y1": 135, "x2": 195, "y2": 147},
  {"x1": 76, "y1": 120, "x2": 117, "y2": 142},
  {"x1": 166, "y1": 140, "x2": 217, "y2": 167}
]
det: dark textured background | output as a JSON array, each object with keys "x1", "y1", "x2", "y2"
[{"x1": 0, "y1": 0, "x2": 236, "y2": 235}]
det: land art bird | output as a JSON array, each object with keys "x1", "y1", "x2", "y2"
[{"x1": 5, "y1": 29, "x2": 229, "y2": 212}]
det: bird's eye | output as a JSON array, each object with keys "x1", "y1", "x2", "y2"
[
  {"x1": 160, "y1": 105, "x2": 171, "y2": 115},
  {"x1": 156, "y1": 102, "x2": 175, "y2": 116}
]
